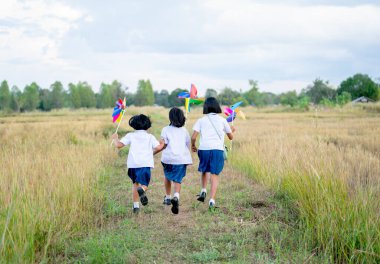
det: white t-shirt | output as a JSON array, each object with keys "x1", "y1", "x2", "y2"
[
  {"x1": 119, "y1": 130, "x2": 160, "y2": 168},
  {"x1": 160, "y1": 126, "x2": 192, "y2": 165},
  {"x1": 193, "y1": 113, "x2": 232, "y2": 151}
]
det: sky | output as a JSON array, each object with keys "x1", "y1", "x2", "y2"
[{"x1": 1, "y1": 0, "x2": 380, "y2": 94}]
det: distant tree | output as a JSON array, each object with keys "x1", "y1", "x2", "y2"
[
  {"x1": 125, "y1": 92, "x2": 135, "y2": 106},
  {"x1": 303, "y1": 79, "x2": 336, "y2": 104},
  {"x1": 0, "y1": 80, "x2": 11, "y2": 110},
  {"x1": 68, "y1": 82, "x2": 96, "y2": 108},
  {"x1": 205, "y1": 88, "x2": 218, "y2": 98},
  {"x1": 50, "y1": 81, "x2": 65, "y2": 109},
  {"x1": 244, "y1": 80, "x2": 264, "y2": 106},
  {"x1": 261, "y1": 92, "x2": 280, "y2": 105},
  {"x1": 98, "y1": 80, "x2": 126, "y2": 108},
  {"x1": 336, "y1": 91, "x2": 352, "y2": 106},
  {"x1": 296, "y1": 96, "x2": 310, "y2": 111},
  {"x1": 10, "y1": 86, "x2": 21, "y2": 112},
  {"x1": 168, "y1": 88, "x2": 187, "y2": 107},
  {"x1": 39, "y1": 88, "x2": 51, "y2": 111},
  {"x1": 154, "y1": 90, "x2": 170, "y2": 107},
  {"x1": 337, "y1": 74, "x2": 379, "y2": 101},
  {"x1": 134, "y1": 80, "x2": 154, "y2": 106},
  {"x1": 218, "y1": 87, "x2": 241, "y2": 106},
  {"x1": 21, "y1": 82, "x2": 40, "y2": 111},
  {"x1": 69, "y1": 83, "x2": 81, "y2": 108},
  {"x1": 280, "y1": 90, "x2": 298, "y2": 106}
]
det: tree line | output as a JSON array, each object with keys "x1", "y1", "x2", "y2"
[{"x1": 0, "y1": 73, "x2": 379, "y2": 112}]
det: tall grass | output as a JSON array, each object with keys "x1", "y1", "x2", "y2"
[
  {"x1": 0, "y1": 113, "x2": 115, "y2": 262},
  {"x1": 231, "y1": 109, "x2": 380, "y2": 263}
]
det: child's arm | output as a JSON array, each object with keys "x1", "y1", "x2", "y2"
[
  {"x1": 111, "y1": 133, "x2": 125, "y2": 149},
  {"x1": 153, "y1": 139, "x2": 166, "y2": 155},
  {"x1": 191, "y1": 131, "x2": 199, "y2": 152}
]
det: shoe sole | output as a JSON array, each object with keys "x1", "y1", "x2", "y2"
[
  {"x1": 137, "y1": 188, "x2": 148, "y2": 206},
  {"x1": 171, "y1": 198, "x2": 179, "y2": 214},
  {"x1": 197, "y1": 193, "x2": 206, "y2": 202}
]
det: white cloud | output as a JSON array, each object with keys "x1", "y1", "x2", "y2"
[{"x1": 1, "y1": 0, "x2": 380, "y2": 93}]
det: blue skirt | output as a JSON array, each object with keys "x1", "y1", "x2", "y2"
[
  {"x1": 197, "y1": 150, "x2": 224, "y2": 175},
  {"x1": 161, "y1": 163, "x2": 187, "y2": 183},
  {"x1": 128, "y1": 167, "x2": 151, "y2": 186}
]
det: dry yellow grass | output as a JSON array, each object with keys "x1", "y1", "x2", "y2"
[
  {"x1": 1, "y1": 106, "x2": 379, "y2": 263},
  {"x1": 230, "y1": 107, "x2": 380, "y2": 262}
]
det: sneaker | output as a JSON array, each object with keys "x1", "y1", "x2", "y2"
[
  {"x1": 209, "y1": 202, "x2": 219, "y2": 211},
  {"x1": 133, "y1": 207, "x2": 140, "y2": 214},
  {"x1": 137, "y1": 187, "x2": 148, "y2": 206},
  {"x1": 163, "y1": 196, "x2": 171, "y2": 205},
  {"x1": 196, "y1": 191, "x2": 207, "y2": 202},
  {"x1": 171, "y1": 197, "x2": 179, "y2": 214}
]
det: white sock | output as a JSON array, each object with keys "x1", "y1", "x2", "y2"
[
  {"x1": 174, "y1": 192, "x2": 180, "y2": 199},
  {"x1": 133, "y1": 202, "x2": 139, "y2": 208},
  {"x1": 201, "y1": 188, "x2": 207, "y2": 193},
  {"x1": 209, "y1": 199, "x2": 215, "y2": 205},
  {"x1": 165, "y1": 195, "x2": 171, "y2": 199}
]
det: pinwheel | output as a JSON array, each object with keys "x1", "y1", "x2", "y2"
[
  {"x1": 178, "y1": 84, "x2": 204, "y2": 115},
  {"x1": 224, "y1": 101, "x2": 246, "y2": 123},
  {"x1": 111, "y1": 98, "x2": 126, "y2": 145}
]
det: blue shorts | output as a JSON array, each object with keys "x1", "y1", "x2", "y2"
[
  {"x1": 128, "y1": 167, "x2": 151, "y2": 186},
  {"x1": 162, "y1": 163, "x2": 187, "y2": 183},
  {"x1": 197, "y1": 150, "x2": 224, "y2": 175}
]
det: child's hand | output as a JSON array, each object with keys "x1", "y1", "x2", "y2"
[
  {"x1": 191, "y1": 144, "x2": 198, "y2": 152},
  {"x1": 231, "y1": 126, "x2": 236, "y2": 133},
  {"x1": 111, "y1": 133, "x2": 119, "y2": 140}
]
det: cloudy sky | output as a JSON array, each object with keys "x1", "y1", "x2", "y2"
[{"x1": 1, "y1": 0, "x2": 380, "y2": 94}]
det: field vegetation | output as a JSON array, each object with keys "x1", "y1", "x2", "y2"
[{"x1": 0, "y1": 105, "x2": 379, "y2": 263}]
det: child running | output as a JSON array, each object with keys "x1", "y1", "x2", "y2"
[
  {"x1": 155, "y1": 107, "x2": 192, "y2": 214},
  {"x1": 112, "y1": 114, "x2": 164, "y2": 213},
  {"x1": 191, "y1": 97, "x2": 235, "y2": 209}
]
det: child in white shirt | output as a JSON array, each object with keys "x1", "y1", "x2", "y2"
[
  {"x1": 155, "y1": 107, "x2": 192, "y2": 214},
  {"x1": 191, "y1": 97, "x2": 235, "y2": 209},
  {"x1": 112, "y1": 114, "x2": 164, "y2": 213}
]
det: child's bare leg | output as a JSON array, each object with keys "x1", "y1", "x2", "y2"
[
  {"x1": 133, "y1": 183, "x2": 139, "y2": 203},
  {"x1": 201, "y1": 172, "x2": 208, "y2": 189},
  {"x1": 174, "y1": 182, "x2": 181, "y2": 194},
  {"x1": 210, "y1": 174, "x2": 219, "y2": 200},
  {"x1": 141, "y1": 185, "x2": 148, "y2": 191},
  {"x1": 164, "y1": 177, "x2": 171, "y2": 196}
]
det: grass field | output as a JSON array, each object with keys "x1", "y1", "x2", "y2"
[{"x1": 0, "y1": 105, "x2": 379, "y2": 263}]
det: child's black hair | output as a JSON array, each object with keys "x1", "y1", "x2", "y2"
[
  {"x1": 203, "y1": 97, "x2": 222, "y2": 114},
  {"x1": 129, "y1": 114, "x2": 152, "y2": 130},
  {"x1": 169, "y1": 107, "x2": 186, "y2": 128}
]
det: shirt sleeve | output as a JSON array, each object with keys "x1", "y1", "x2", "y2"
[
  {"x1": 193, "y1": 119, "x2": 201, "y2": 132},
  {"x1": 160, "y1": 127, "x2": 168, "y2": 144},
  {"x1": 223, "y1": 119, "x2": 232, "y2": 133},
  {"x1": 119, "y1": 133, "x2": 131, "y2": 146},
  {"x1": 151, "y1": 135, "x2": 160, "y2": 149}
]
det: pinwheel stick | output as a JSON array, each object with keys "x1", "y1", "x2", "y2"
[
  {"x1": 111, "y1": 110, "x2": 126, "y2": 146},
  {"x1": 231, "y1": 110, "x2": 234, "y2": 151}
]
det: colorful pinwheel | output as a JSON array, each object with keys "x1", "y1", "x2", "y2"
[
  {"x1": 112, "y1": 98, "x2": 126, "y2": 123},
  {"x1": 224, "y1": 101, "x2": 246, "y2": 123},
  {"x1": 178, "y1": 84, "x2": 204, "y2": 113}
]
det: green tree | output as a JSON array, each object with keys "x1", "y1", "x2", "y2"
[
  {"x1": 69, "y1": 83, "x2": 81, "y2": 108},
  {"x1": 98, "y1": 80, "x2": 125, "y2": 108},
  {"x1": 0, "y1": 80, "x2": 11, "y2": 110},
  {"x1": 261, "y1": 92, "x2": 280, "y2": 105},
  {"x1": 154, "y1": 90, "x2": 170, "y2": 107},
  {"x1": 280, "y1": 90, "x2": 298, "y2": 106},
  {"x1": 134, "y1": 80, "x2": 154, "y2": 106},
  {"x1": 244, "y1": 80, "x2": 264, "y2": 106},
  {"x1": 78, "y1": 82, "x2": 96, "y2": 108},
  {"x1": 303, "y1": 79, "x2": 336, "y2": 104},
  {"x1": 336, "y1": 91, "x2": 352, "y2": 106},
  {"x1": 39, "y1": 88, "x2": 51, "y2": 111},
  {"x1": 168, "y1": 88, "x2": 187, "y2": 107},
  {"x1": 205, "y1": 88, "x2": 218, "y2": 98},
  {"x1": 10, "y1": 86, "x2": 21, "y2": 112},
  {"x1": 21, "y1": 82, "x2": 40, "y2": 111},
  {"x1": 337, "y1": 73, "x2": 379, "y2": 101},
  {"x1": 218, "y1": 87, "x2": 241, "y2": 106},
  {"x1": 50, "y1": 81, "x2": 65, "y2": 109}
]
